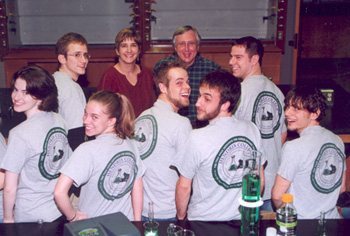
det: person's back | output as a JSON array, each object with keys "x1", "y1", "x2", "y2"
[
  {"x1": 280, "y1": 126, "x2": 345, "y2": 219},
  {"x1": 229, "y1": 36, "x2": 287, "y2": 210},
  {"x1": 134, "y1": 61, "x2": 192, "y2": 220},
  {"x1": 179, "y1": 116, "x2": 263, "y2": 220},
  {"x1": 272, "y1": 86, "x2": 346, "y2": 219},
  {"x1": 175, "y1": 69, "x2": 265, "y2": 221},
  {"x1": 62, "y1": 133, "x2": 142, "y2": 219}
]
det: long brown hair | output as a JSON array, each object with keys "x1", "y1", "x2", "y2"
[{"x1": 89, "y1": 90, "x2": 135, "y2": 139}]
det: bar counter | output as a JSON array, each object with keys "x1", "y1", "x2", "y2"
[{"x1": 1, "y1": 219, "x2": 349, "y2": 236}]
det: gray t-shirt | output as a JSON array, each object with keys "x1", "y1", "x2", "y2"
[
  {"x1": 278, "y1": 125, "x2": 346, "y2": 219},
  {"x1": 1, "y1": 112, "x2": 71, "y2": 222},
  {"x1": 0, "y1": 133, "x2": 7, "y2": 220},
  {"x1": 134, "y1": 99, "x2": 192, "y2": 219},
  {"x1": 53, "y1": 71, "x2": 86, "y2": 129},
  {"x1": 60, "y1": 133, "x2": 144, "y2": 221},
  {"x1": 235, "y1": 74, "x2": 287, "y2": 200},
  {"x1": 175, "y1": 116, "x2": 264, "y2": 221}
]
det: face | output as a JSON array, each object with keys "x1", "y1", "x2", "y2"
[
  {"x1": 116, "y1": 38, "x2": 140, "y2": 64},
  {"x1": 196, "y1": 84, "x2": 222, "y2": 122},
  {"x1": 284, "y1": 101, "x2": 318, "y2": 134},
  {"x1": 11, "y1": 78, "x2": 41, "y2": 118},
  {"x1": 83, "y1": 100, "x2": 116, "y2": 137},
  {"x1": 174, "y1": 30, "x2": 199, "y2": 68},
  {"x1": 229, "y1": 45, "x2": 254, "y2": 80},
  {"x1": 59, "y1": 43, "x2": 89, "y2": 81},
  {"x1": 163, "y1": 67, "x2": 191, "y2": 112}
]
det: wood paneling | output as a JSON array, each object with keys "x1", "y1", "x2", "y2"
[{"x1": 4, "y1": 45, "x2": 282, "y2": 87}]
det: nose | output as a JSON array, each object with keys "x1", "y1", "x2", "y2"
[
  {"x1": 284, "y1": 107, "x2": 292, "y2": 116},
  {"x1": 229, "y1": 56, "x2": 235, "y2": 66},
  {"x1": 195, "y1": 96, "x2": 202, "y2": 108},
  {"x1": 83, "y1": 114, "x2": 90, "y2": 124},
  {"x1": 12, "y1": 91, "x2": 21, "y2": 100}
]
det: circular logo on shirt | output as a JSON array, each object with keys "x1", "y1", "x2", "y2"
[
  {"x1": 251, "y1": 91, "x2": 282, "y2": 139},
  {"x1": 311, "y1": 143, "x2": 345, "y2": 193},
  {"x1": 39, "y1": 127, "x2": 70, "y2": 180},
  {"x1": 212, "y1": 136, "x2": 257, "y2": 189},
  {"x1": 98, "y1": 151, "x2": 137, "y2": 200},
  {"x1": 134, "y1": 115, "x2": 158, "y2": 160}
]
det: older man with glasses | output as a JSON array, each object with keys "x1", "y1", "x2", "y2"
[{"x1": 153, "y1": 25, "x2": 221, "y2": 128}]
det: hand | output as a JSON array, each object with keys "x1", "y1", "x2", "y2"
[{"x1": 72, "y1": 210, "x2": 87, "y2": 222}]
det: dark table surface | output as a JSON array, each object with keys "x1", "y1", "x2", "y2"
[{"x1": 1, "y1": 219, "x2": 349, "y2": 236}]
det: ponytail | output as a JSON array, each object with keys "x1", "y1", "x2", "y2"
[{"x1": 88, "y1": 90, "x2": 135, "y2": 139}]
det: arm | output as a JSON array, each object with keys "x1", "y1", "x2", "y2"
[
  {"x1": 281, "y1": 131, "x2": 287, "y2": 146},
  {"x1": 340, "y1": 171, "x2": 346, "y2": 195},
  {"x1": 260, "y1": 166, "x2": 265, "y2": 195},
  {"x1": 175, "y1": 175, "x2": 192, "y2": 220},
  {"x1": 131, "y1": 177, "x2": 143, "y2": 221},
  {"x1": 271, "y1": 174, "x2": 291, "y2": 209},
  {"x1": 54, "y1": 174, "x2": 87, "y2": 222},
  {"x1": 3, "y1": 171, "x2": 19, "y2": 223},
  {"x1": 0, "y1": 169, "x2": 4, "y2": 190}
]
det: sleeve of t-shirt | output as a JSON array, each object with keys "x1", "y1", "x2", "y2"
[
  {"x1": 277, "y1": 141, "x2": 299, "y2": 182},
  {"x1": 60, "y1": 144, "x2": 94, "y2": 187},
  {"x1": 174, "y1": 134, "x2": 200, "y2": 179},
  {"x1": 0, "y1": 134, "x2": 7, "y2": 164},
  {"x1": 1, "y1": 130, "x2": 29, "y2": 173}
]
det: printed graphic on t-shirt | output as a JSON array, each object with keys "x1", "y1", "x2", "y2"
[
  {"x1": 212, "y1": 136, "x2": 257, "y2": 189},
  {"x1": 98, "y1": 151, "x2": 137, "y2": 200},
  {"x1": 134, "y1": 115, "x2": 158, "y2": 160},
  {"x1": 311, "y1": 143, "x2": 345, "y2": 193},
  {"x1": 39, "y1": 127, "x2": 69, "y2": 180},
  {"x1": 252, "y1": 91, "x2": 282, "y2": 139}
]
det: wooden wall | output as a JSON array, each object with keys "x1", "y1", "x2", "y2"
[{"x1": 3, "y1": 45, "x2": 282, "y2": 88}]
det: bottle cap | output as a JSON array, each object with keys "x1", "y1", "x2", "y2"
[
  {"x1": 282, "y1": 193, "x2": 293, "y2": 203},
  {"x1": 266, "y1": 227, "x2": 277, "y2": 236}
]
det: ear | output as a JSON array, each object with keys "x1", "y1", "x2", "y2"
[
  {"x1": 220, "y1": 101, "x2": 231, "y2": 113},
  {"x1": 115, "y1": 48, "x2": 120, "y2": 56},
  {"x1": 310, "y1": 109, "x2": 320, "y2": 121},
  {"x1": 159, "y1": 83, "x2": 167, "y2": 94},
  {"x1": 251, "y1": 54, "x2": 260, "y2": 66},
  {"x1": 58, "y1": 54, "x2": 67, "y2": 65},
  {"x1": 108, "y1": 117, "x2": 117, "y2": 127}
]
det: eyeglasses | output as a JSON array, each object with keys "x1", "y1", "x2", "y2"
[
  {"x1": 176, "y1": 41, "x2": 198, "y2": 49},
  {"x1": 67, "y1": 52, "x2": 91, "y2": 60}
]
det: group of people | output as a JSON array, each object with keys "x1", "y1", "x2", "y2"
[{"x1": 0, "y1": 25, "x2": 346, "y2": 224}]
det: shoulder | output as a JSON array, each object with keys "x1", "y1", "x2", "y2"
[
  {"x1": 196, "y1": 56, "x2": 221, "y2": 68},
  {"x1": 154, "y1": 56, "x2": 176, "y2": 71},
  {"x1": 102, "y1": 66, "x2": 119, "y2": 77}
]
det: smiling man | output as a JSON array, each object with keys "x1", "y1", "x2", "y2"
[
  {"x1": 229, "y1": 36, "x2": 287, "y2": 211},
  {"x1": 134, "y1": 61, "x2": 192, "y2": 221},
  {"x1": 154, "y1": 26, "x2": 220, "y2": 127},
  {"x1": 53, "y1": 33, "x2": 89, "y2": 132},
  {"x1": 272, "y1": 86, "x2": 346, "y2": 219},
  {"x1": 175, "y1": 69, "x2": 265, "y2": 221}
]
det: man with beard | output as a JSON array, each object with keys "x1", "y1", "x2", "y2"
[
  {"x1": 154, "y1": 25, "x2": 220, "y2": 128},
  {"x1": 134, "y1": 61, "x2": 192, "y2": 221},
  {"x1": 175, "y1": 69, "x2": 265, "y2": 221}
]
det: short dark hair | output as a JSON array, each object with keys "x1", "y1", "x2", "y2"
[
  {"x1": 153, "y1": 60, "x2": 186, "y2": 93},
  {"x1": 232, "y1": 36, "x2": 264, "y2": 66},
  {"x1": 200, "y1": 69, "x2": 241, "y2": 113},
  {"x1": 284, "y1": 86, "x2": 327, "y2": 122},
  {"x1": 115, "y1": 28, "x2": 141, "y2": 51},
  {"x1": 12, "y1": 65, "x2": 58, "y2": 112},
  {"x1": 55, "y1": 32, "x2": 88, "y2": 57},
  {"x1": 172, "y1": 25, "x2": 201, "y2": 47}
]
